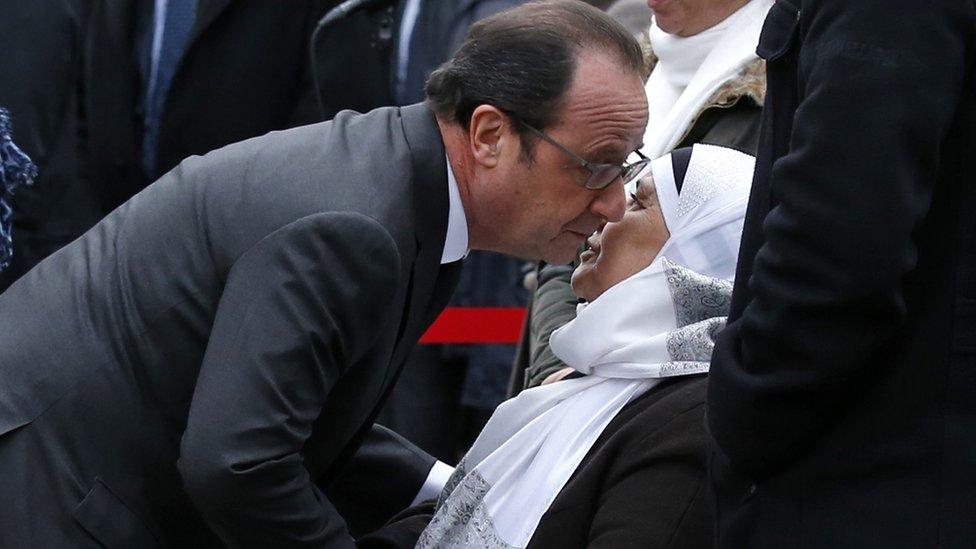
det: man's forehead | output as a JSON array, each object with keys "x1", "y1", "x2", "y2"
[
  {"x1": 557, "y1": 54, "x2": 648, "y2": 155},
  {"x1": 560, "y1": 94, "x2": 648, "y2": 159}
]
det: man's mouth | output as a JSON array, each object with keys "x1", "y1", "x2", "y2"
[{"x1": 565, "y1": 230, "x2": 590, "y2": 243}]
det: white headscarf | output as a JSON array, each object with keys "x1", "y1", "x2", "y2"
[
  {"x1": 642, "y1": 0, "x2": 773, "y2": 159},
  {"x1": 417, "y1": 145, "x2": 754, "y2": 548}
]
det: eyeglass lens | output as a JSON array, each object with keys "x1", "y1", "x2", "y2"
[{"x1": 585, "y1": 158, "x2": 650, "y2": 190}]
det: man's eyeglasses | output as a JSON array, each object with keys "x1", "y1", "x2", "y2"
[{"x1": 517, "y1": 119, "x2": 649, "y2": 190}]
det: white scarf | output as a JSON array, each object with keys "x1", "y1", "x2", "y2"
[
  {"x1": 642, "y1": 0, "x2": 773, "y2": 159},
  {"x1": 417, "y1": 145, "x2": 753, "y2": 548}
]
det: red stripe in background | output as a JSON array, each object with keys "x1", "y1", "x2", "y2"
[{"x1": 419, "y1": 307, "x2": 527, "y2": 344}]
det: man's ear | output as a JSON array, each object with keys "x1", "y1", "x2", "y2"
[{"x1": 468, "y1": 105, "x2": 512, "y2": 168}]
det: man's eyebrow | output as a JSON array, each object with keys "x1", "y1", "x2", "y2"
[{"x1": 586, "y1": 145, "x2": 630, "y2": 164}]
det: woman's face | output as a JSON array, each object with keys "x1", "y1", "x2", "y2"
[
  {"x1": 647, "y1": 0, "x2": 751, "y2": 37},
  {"x1": 571, "y1": 175, "x2": 670, "y2": 302}
]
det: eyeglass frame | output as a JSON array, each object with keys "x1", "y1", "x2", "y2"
[{"x1": 514, "y1": 118, "x2": 650, "y2": 190}]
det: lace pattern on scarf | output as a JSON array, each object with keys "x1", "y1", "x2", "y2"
[
  {"x1": 657, "y1": 259, "x2": 732, "y2": 376},
  {"x1": 419, "y1": 461, "x2": 518, "y2": 549},
  {"x1": 664, "y1": 258, "x2": 733, "y2": 327}
]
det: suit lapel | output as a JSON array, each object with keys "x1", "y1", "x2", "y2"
[{"x1": 387, "y1": 104, "x2": 451, "y2": 371}]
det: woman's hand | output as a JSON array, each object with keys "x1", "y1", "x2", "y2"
[{"x1": 542, "y1": 367, "x2": 577, "y2": 385}]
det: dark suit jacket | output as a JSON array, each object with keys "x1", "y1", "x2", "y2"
[
  {"x1": 706, "y1": 1, "x2": 976, "y2": 546},
  {"x1": 0, "y1": 0, "x2": 337, "y2": 289},
  {"x1": 313, "y1": 0, "x2": 522, "y2": 119},
  {"x1": 0, "y1": 104, "x2": 459, "y2": 547},
  {"x1": 95, "y1": 0, "x2": 337, "y2": 200}
]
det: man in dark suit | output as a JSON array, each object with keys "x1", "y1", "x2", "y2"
[
  {"x1": 0, "y1": 0, "x2": 336, "y2": 290},
  {"x1": 0, "y1": 2, "x2": 647, "y2": 546},
  {"x1": 706, "y1": 1, "x2": 976, "y2": 546}
]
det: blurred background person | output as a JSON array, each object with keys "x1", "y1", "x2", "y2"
[
  {"x1": 0, "y1": 0, "x2": 335, "y2": 290},
  {"x1": 0, "y1": 0, "x2": 100, "y2": 289},
  {"x1": 514, "y1": 0, "x2": 771, "y2": 394},
  {"x1": 606, "y1": 0, "x2": 654, "y2": 37},
  {"x1": 0, "y1": 107, "x2": 37, "y2": 272}
]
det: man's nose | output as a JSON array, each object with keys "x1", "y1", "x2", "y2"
[{"x1": 589, "y1": 179, "x2": 626, "y2": 223}]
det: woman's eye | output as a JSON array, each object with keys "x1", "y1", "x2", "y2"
[{"x1": 628, "y1": 192, "x2": 643, "y2": 209}]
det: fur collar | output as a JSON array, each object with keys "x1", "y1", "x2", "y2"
[{"x1": 640, "y1": 32, "x2": 767, "y2": 109}]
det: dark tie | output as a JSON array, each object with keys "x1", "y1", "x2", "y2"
[{"x1": 142, "y1": 0, "x2": 197, "y2": 178}]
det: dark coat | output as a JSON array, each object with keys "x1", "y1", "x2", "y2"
[
  {"x1": 0, "y1": 0, "x2": 104, "y2": 287},
  {"x1": 0, "y1": 0, "x2": 335, "y2": 289},
  {"x1": 359, "y1": 376, "x2": 711, "y2": 549},
  {"x1": 0, "y1": 104, "x2": 459, "y2": 548},
  {"x1": 527, "y1": 376, "x2": 710, "y2": 549},
  {"x1": 706, "y1": 1, "x2": 976, "y2": 547},
  {"x1": 314, "y1": 0, "x2": 524, "y2": 120}
]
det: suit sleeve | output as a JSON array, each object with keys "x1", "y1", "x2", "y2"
[
  {"x1": 707, "y1": 0, "x2": 975, "y2": 479},
  {"x1": 178, "y1": 212, "x2": 401, "y2": 547}
]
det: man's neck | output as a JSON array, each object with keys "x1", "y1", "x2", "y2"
[{"x1": 436, "y1": 118, "x2": 482, "y2": 251}]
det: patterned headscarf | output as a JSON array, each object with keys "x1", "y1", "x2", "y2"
[{"x1": 0, "y1": 108, "x2": 38, "y2": 271}]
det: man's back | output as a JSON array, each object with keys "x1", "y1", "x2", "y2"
[{"x1": 0, "y1": 105, "x2": 447, "y2": 547}]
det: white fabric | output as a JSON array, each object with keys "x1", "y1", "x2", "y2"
[
  {"x1": 411, "y1": 460, "x2": 456, "y2": 506},
  {"x1": 418, "y1": 145, "x2": 752, "y2": 548},
  {"x1": 641, "y1": 0, "x2": 773, "y2": 159},
  {"x1": 441, "y1": 154, "x2": 469, "y2": 263},
  {"x1": 395, "y1": 0, "x2": 422, "y2": 102},
  {"x1": 653, "y1": 144, "x2": 754, "y2": 281},
  {"x1": 147, "y1": 0, "x2": 169, "y2": 105}
]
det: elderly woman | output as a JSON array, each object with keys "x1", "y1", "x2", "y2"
[
  {"x1": 361, "y1": 144, "x2": 753, "y2": 548},
  {"x1": 517, "y1": 0, "x2": 771, "y2": 391}
]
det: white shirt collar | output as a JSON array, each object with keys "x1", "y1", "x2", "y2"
[{"x1": 441, "y1": 154, "x2": 469, "y2": 264}]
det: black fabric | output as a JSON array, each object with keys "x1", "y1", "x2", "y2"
[
  {"x1": 324, "y1": 425, "x2": 437, "y2": 538},
  {"x1": 670, "y1": 146, "x2": 693, "y2": 194},
  {"x1": 0, "y1": 0, "x2": 104, "y2": 288},
  {"x1": 674, "y1": 97, "x2": 761, "y2": 155},
  {"x1": 0, "y1": 0, "x2": 337, "y2": 291},
  {"x1": 0, "y1": 105, "x2": 452, "y2": 547},
  {"x1": 706, "y1": 1, "x2": 976, "y2": 546}
]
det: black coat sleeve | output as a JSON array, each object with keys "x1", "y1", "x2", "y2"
[
  {"x1": 177, "y1": 212, "x2": 401, "y2": 547},
  {"x1": 326, "y1": 424, "x2": 436, "y2": 538},
  {"x1": 707, "y1": 0, "x2": 976, "y2": 479}
]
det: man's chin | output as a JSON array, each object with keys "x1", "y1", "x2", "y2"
[{"x1": 541, "y1": 246, "x2": 580, "y2": 265}]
